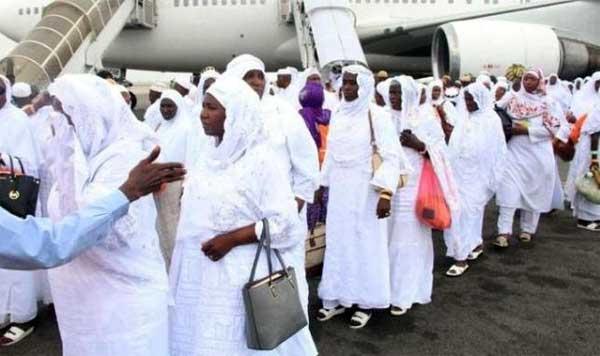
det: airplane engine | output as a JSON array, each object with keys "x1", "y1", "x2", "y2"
[{"x1": 432, "y1": 20, "x2": 600, "y2": 80}]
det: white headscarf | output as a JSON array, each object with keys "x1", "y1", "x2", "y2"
[
  {"x1": 193, "y1": 69, "x2": 221, "y2": 107},
  {"x1": 427, "y1": 79, "x2": 444, "y2": 106},
  {"x1": 376, "y1": 78, "x2": 393, "y2": 107},
  {"x1": 571, "y1": 71, "x2": 600, "y2": 118},
  {"x1": 389, "y1": 75, "x2": 420, "y2": 122},
  {"x1": 465, "y1": 82, "x2": 494, "y2": 113},
  {"x1": 546, "y1": 73, "x2": 572, "y2": 113},
  {"x1": 49, "y1": 74, "x2": 156, "y2": 159},
  {"x1": 203, "y1": 76, "x2": 264, "y2": 168},
  {"x1": 224, "y1": 54, "x2": 267, "y2": 95},
  {"x1": 493, "y1": 81, "x2": 509, "y2": 103},
  {"x1": 476, "y1": 74, "x2": 492, "y2": 90},
  {"x1": 338, "y1": 65, "x2": 374, "y2": 117}
]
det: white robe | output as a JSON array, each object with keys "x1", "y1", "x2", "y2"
[
  {"x1": 445, "y1": 109, "x2": 507, "y2": 261},
  {"x1": 259, "y1": 94, "x2": 319, "y2": 308},
  {"x1": 47, "y1": 140, "x2": 169, "y2": 356},
  {"x1": 388, "y1": 110, "x2": 444, "y2": 309},
  {"x1": 318, "y1": 106, "x2": 403, "y2": 309},
  {"x1": 169, "y1": 144, "x2": 317, "y2": 356},
  {"x1": 0, "y1": 102, "x2": 46, "y2": 324}
]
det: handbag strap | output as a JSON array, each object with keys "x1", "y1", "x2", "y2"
[
  {"x1": 13, "y1": 156, "x2": 25, "y2": 175},
  {"x1": 248, "y1": 218, "x2": 290, "y2": 283},
  {"x1": 367, "y1": 111, "x2": 378, "y2": 155}
]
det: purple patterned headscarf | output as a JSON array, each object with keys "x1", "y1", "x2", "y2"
[{"x1": 298, "y1": 82, "x2": 331, "y2": 148}]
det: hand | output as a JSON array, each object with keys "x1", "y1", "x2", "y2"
[
  {"x1": 118, "y1": 146, "x2": 186, "y2": 202},
  {"x1": 511, "y1": 123, "x2": 528, "y2": 136},
  {"x1": 400, "y1": 131, "x2": 426, "y2": 152},
  {"x1": 314, "y1": 187, "x2": 324, "y2": 206},
  {"x1": 295, "y1": 197, "x2": 305, "y2": 213},
  {"x1": 201, "y1": 234, "x2": 237, "y2": 262},
  {"x1": 376, "y1": 197, "x2": 391, "y2": 219},
  {"x1": 566, "y1": 112, "x2": 577, "y2": 124},
  {"x1": 590, "y1": 161, "x2": 599, "y2": 171},
  {"x1": 32, "y1": 91, "x2": 51, "y2": 112}
]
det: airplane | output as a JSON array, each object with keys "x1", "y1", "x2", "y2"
[{"x1": 0, "y1": 0, "x2": 598, "y2": 84}]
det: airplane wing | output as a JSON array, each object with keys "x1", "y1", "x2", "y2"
[{"x1": 357, "y1": 0, "x2": 577, "y2": 44}]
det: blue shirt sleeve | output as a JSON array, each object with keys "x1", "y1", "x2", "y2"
[{"x1": 0, "y1": 190, "x2": 130, "y2": 270}]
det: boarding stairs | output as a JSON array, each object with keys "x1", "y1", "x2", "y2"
[
  {"x1": 284, "y1": 0, "x2": 367, "y2": 72},
  {"x1": 0, "y1": 0, "x2": 156, "y2": 89}
]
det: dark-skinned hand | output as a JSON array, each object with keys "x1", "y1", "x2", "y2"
[
  {"x1": 566, "y1": 112, "x2": 577, "y2": 124},
  {"x1": 376, "y1": 197, "x2": 391, "y2": 219},
  {"x1": 400, "y1": 130, "x2": 426, "y2": 152},
  {"x1": 511, "y1": 123, "x2": 529, "y2": 136},
  {"x1": 201, "y1": 225, "x2": 257, "y2": 262},
  {"x1": 118, "y1": 146, "x2": 187, "y2": 202}
]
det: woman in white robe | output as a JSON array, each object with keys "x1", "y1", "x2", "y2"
[
  {"x1": 445, "y1": 83, "x2": 507, "y2": 276},
  {"x1": 385, "y1": 76, "x2": 458, "y2": 313},
  {"x1": 494, "y1": 69, "x2": 563, "y2": 247},
  {"x1": 565, "y1": 74, "x2": 600, "y2": 230},
  {"x1": 169, "y1": 76, "x2": 317, "y2": 356},
  {"x1": 427, "y1": 79, "x2": 460, "y2": 126},
  {"x1": 224, "y1": 54, "x2": 320, "y2": 317},
  {"x1": 45, "y1": 75, "x2": 169, "y2": 356},
  {"x1": 317, "y1": 65, "x2": 405, "y2": 328},
  {"x1": 0, "y1": 75, "x2": 46, "y2": 346}
]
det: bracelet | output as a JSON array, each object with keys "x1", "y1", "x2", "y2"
[{"x1": 379, "y1": 194, "x2": 392, "y2": 201}]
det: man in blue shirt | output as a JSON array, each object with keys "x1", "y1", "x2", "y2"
[{"x1": 0, "y1": 147, "x2": 186, "y2": 270}]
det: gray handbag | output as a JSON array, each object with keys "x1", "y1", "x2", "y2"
[{"x1": 243, "y1": 219, "x2": 308, "y2": 350}]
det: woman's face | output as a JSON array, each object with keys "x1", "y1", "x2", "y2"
[
  {"x1": 389, "y1": 83, "x2": 402, "y2": 111},
  {"x1": 464, "y1": 91, "x2": 479, "y2": 113},
  {"x1": 341, "y1": 72, "x2": 359, "y2": 102},
  {"x1": 431, "y1": 86, "x2": 442, "y2": 101},
  {"x1": 200, "y1": 93, "x2": 226, "y2": 138},
  {"x1": 243, "y1": 70, "x2": 266, "y2": 98},
  {"x1": 160, "y1": 98, "x2": 178, "y2": 121},
  {"x1": 306, "y1": 74, "x2": 321, "y2": 84},
  {"x1": 495, "y1": 87, "x2": 506, "y2": 101},
  {"x1": 523, "y1": 73, "x2": 540, "y2": 93}
]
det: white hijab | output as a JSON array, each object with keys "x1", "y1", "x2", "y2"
[
  {"x1": 193, "y1": 69, "x2": 221, "y2": 108},
  {"x1": 427, "y1": 79, "x2": 445, "y2": 106},
  {"x1": 546, "y1": 73, "x2": 572, "y2": 113},
  {"x1": 571, "y1": 71, "x2": 600, "y2": 118},
  {"x1": 203, "y1": 76, "x2": 265, "y2": 169}
]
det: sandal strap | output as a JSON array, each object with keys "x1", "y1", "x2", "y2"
[
  {"x1": 351, "y1": 311, "x2": 371, "y2": 323},
  {"x1": 3, "y1": 326, "x2": 26, "y2": 341}
]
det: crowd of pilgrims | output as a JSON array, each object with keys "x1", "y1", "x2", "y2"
[{"x1": 0, "y1": 52, "x2": 599, "y2": 355}]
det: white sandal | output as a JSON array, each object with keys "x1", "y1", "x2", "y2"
[
  {"x1": 519, "y1": 232, "x2": 533, "y2": 243},
  {"x1": 390, "y1": 306, "x2": 408, "y2": 316},
  {"x1": 577, "y1": 221, "x2": 600, "y2": 232},
  {"x1": 468, "y1": 249, "x2": 483, "y2": 261},
  {"x1": 0, "y1": 325, "x2": 35, "y2": 347},
  {"x1": 493, "y1": 235, "x2": 510, "y2": 248},
  {"x1": 316, "y1": 306, "x2": 346, "y2": 322},
  {"x1": 446, "y1": 263, "x2": 469, "y2": 277},
  {"x1": 349, "y1": 311, "x2": 372, "y2": 329}
]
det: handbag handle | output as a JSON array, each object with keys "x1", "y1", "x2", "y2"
[
  {"x1": 367, "y1": 110, "x2": 379, "y2": 155},
  {"x1": 6, "y1": 155, "x2": 26, "y2": 177},
  {"x1": 248, "y1": 218, "x2": 290, "y2": 284}
]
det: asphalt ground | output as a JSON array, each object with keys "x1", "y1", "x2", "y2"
[{"x1": 4, "y1": 201, "x2": 600, "y2": 356}]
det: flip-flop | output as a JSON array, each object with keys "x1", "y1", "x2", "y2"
[
  {"x1": 446, "y1": 263, "x2": 469, "y2": 277},
  {"x1": 390, "y1": 306, "x2": 408, "y2": 316},
  {"x1": 493, "y1": 235, "x2": 510, "y2": 248},
  {"x1": 577, "y1": 222, "x2": 600, "y2": 232},
  {"x1": 519, "y1": 232, "x2": 533, "y2": 242}
]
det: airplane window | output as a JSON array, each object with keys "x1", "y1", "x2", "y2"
[
  {"x1": 174, "y1": 0, "x2": 180, "y2": 7},
  {"x1": 260, "y1": 0, "x2": 265, "y2": 4},
  {"x1": 232, "y1": 0, "x2": 237, "y2": 4},
  {"x1": 241, "y1": 0, "x2": 246, "y2": 4},
  {"x1": 26, "y1": 8, "x2": 31, "y2": 15},
  {"x1": 356, "y1": 0, "x2": 361, "y2": 4},
  {"x1": 18, "y1": 9, "x2": 23, "y2": 15},
  {"x1": 375, "y1": 0, "x2": 380, "y2": 3},
  {"x1": 183, "y1": 0, "x2": 189, "y2": 6},
  {"x1": 212, "y1": 0, "x2": 218, "y2": 5},
  {"x1": 384, "y1": 0, "x2": 390, "y2": 3},
  {"x1": 221, "y1": 0, "x2": 226, "y2": 5},
  {"x1": 250, "y1": 0, "x2": 256, "y2": 5},
  {"x1": 202, "y1": 0, "x2": 208, "y2": 5},
  {"x1": 393, "y1": 0, "x2": 399, "y2": 3}
]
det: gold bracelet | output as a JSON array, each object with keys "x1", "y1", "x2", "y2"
[{"x1": 380, "y1": 194, "x2": 392, "y2": 201}]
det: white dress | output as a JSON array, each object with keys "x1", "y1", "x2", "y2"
[
  {"x1": 169, "y1": 144, "x2": 317, "y2": 356},
  {"x1": 318, "y1": 106, "x2": 402, "y2": 310},
  {"x1": 495, "y1": 115, "x2": 555, "y2": 212},
  {"x1": 445, "y1": 109, "x2": 507, "y2": 261},
  {"x1": 388, "y1": 111, "x2": 444, "y2": 309},
  {"x1": 47, "y1": 141, "x2": 169, "y2": 356},
  {"x1": 0, "y1": 102, "x2": 46, "y2": 324}
]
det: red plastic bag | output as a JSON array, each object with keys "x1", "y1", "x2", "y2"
[{"x1": 415, "y1": 159, "x2": 451, "y2": 230}]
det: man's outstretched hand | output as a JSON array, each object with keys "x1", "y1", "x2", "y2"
[{"x1": 119, "y1": 147, "x2": 186, "y2": 202}]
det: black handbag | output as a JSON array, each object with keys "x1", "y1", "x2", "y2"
[
  {"x1": 0, "y1": 155, "x2": 40, "y2": 218},
  {"x1": 243, "y1": 219, "x2": 308, "y2": 350},
  {"x1": 494, "y1": 105, "x2": 513, "y2": 142}
]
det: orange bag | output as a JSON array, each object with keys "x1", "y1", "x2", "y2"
[{"x1": 415, "y1": 159, "x2": 451, "y2": 230}]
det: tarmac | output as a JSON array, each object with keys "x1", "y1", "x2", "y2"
[{"x1": 3, "y1": 200, "x2": 600, "y2": 356}]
